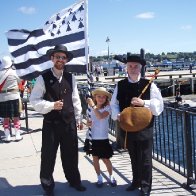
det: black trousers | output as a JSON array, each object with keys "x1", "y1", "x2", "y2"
[
  {"x1": 127, "y1": 138, "x2": 153, "y2": 193},
  {"x1": 40, "y1": 119, "x2": 81, "y2": 192}
]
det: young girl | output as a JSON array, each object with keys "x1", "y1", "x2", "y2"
[{"x1": 85, "y1": 87, "x2": 117, "y2": 188}]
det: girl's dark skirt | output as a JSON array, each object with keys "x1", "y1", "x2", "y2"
[
  {"x1": 0, "y1": 99, "x2": 20, "y2": 118},
  {"x1": 92, "y1": 139, "x2": 114, "y2": 159}
]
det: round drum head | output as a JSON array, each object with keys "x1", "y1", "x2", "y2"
[{"x1": 119, "y1": 106, "x2": 152, "y2": 132}]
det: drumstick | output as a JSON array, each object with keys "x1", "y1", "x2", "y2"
[{"x1": 138, "y1": 69, "x2": 160, "y2": 98}]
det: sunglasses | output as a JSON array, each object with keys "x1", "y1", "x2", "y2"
[{"x1": 53, "y1": 55, "x2": 67, "y2": 60}]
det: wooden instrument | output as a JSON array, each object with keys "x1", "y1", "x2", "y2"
[{"x1": 119, "y1": 69, "x2": 160, "y2": 132}]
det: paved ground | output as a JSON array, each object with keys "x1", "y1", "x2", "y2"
[{"x1": 0, "y1": 108, "x2": 196, "y2": 196}]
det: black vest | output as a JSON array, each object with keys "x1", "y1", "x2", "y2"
[
  {"x1": 42, "y1": 70, "x2": 75, "y2": 123},
  {"x1": 117, "y1": 78, "x2": 154, "y2": 140}
]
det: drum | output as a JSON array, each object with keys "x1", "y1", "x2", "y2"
[
  {"x1": 119, "y1": 106, "x2": 152, "y2": 132},
  {"x1": 119, "y1": 69, "x2": 159, "y2": 133}
]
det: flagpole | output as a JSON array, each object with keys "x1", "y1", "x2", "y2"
[
  {"x1": 84, "y1": 0, "x2": 92, "y2": 155},
  {"x1": 84, "y1": 0, "x2": 89, "y2": 69}
]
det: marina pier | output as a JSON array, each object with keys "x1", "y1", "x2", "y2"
[{"x1": 76, "y1": 69, "x2": 196, "y2": 97}]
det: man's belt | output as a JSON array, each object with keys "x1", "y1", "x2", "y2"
[{"x1": 0, "y1": 89, "x2": 19, "y2": 93}]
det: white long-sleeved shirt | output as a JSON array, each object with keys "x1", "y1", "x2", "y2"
[
  {"x1": 29, "y1": 69, "x2": 82, "y2": 122},
  {"x1": 110, "y1": 77, "x2": 164, "y2": 121}
]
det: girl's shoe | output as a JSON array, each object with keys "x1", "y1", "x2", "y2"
[
  {"x1": 96, "y1": 180, "x2": 103, "y2": 188},
  {"x1": 110, "y1": 178, "x2": 117, "y2": 187}
]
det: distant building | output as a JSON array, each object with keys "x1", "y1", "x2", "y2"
[{"x1": 162, "y1": 60, "x2": 172, "y2": 65}]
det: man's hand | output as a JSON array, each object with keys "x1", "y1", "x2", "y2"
[
  {"x1": 54, "y1": 100, "x2": 63, "y2": 110},
  {"x1": 131, "y1": 97, "x2": 145, "y2": 107},
  {"x1": 77, "y1": 122, "x2": 84, "y2": 130}
]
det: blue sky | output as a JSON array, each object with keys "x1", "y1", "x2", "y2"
[{"x1": 0, "y1": 0, "x2": 196, "y2": 58}]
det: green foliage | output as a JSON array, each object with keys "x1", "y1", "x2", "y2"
[{"x1": 90, "y1": 51, "x2": 196, "y2": 62}]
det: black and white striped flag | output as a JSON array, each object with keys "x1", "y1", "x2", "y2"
[{"x1": 6, "y1": 0, "x2": 87, "y2": 80}]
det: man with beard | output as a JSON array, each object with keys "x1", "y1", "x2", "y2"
[{"x1": 30, "y1": 45, "x2": 86, "y2": 195}]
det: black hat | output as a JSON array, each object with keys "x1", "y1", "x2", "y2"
[
  {"x1": 113, "y1": 55, "x2": 127, "y2": 64},
  {"x1": 126, "y1": 55, "x2": 146, "y2": 66},
  {"x1": 114, "y1": 54, "x2": 146, "y2": 66},
  {"x1": 46, "y1": 45, "x2": 74, "y2": 62}
]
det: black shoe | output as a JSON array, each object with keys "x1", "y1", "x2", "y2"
[
  {"x1": 44, "y1": 190, "x2": 54, "y2": 196},
  {"x1": 70, "y1": 184, "x2": 86, "y2": 191},
  {"x1": 126, "y1": 183, "x2": 140, "y2": 191},
  {"x1": 110, "y1": 179, "x2": 117, "y2": 187}
]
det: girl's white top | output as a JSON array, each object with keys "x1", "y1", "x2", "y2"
[{"x1": 87, "y1": 105, "x2": 111, "y2": 140}]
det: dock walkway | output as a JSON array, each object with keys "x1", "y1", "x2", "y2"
[{"x1": 0, "y1": 108, "x2": 196, "y2": 196}]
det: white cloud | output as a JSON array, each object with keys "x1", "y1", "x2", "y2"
[
  {"x1": 135, "y1": 12, "x2": 155, "y2": 19},
  {"x1": 100, "y1": 50, "x2": 108, "y2": 56},
  {"x1": 180, "y1": 25, "x2": 192, "y2": 30},
  {"x1": 18, "y1": 6, "x2": 36, "y2": 14}
]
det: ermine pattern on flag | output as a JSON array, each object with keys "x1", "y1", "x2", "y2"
[{"x1": 6, "y1": 0, "x2": 86, "y2": 80}]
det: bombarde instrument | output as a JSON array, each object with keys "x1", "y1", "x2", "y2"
[{"x1": 119, "y1": 69, "x2": 160, "y2": 132}]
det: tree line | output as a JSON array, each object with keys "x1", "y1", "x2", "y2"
[{"x1": 90, "y1": 51, "x2": 196, "y2": 63}]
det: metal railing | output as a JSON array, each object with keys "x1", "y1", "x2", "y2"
[{"x1": 153, "y1": 104, "x2": 196, "y2": 188}]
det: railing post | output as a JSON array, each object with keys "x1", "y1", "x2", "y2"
[
  {"x1": 183, "y1": 111, "x2": 194, "y2": 189},
  {"x1": 172, "y1": 79, "x2": 175, "y2": 96},
  {"x1": 190, "y1": 78, "x2": 194, "y2": 94},
  {"x1": 140, "y1": 48, "x2": 145, "y2": 78},
  {"x1": 23, "y1": 98, "x2": 29, "y2": 131}
]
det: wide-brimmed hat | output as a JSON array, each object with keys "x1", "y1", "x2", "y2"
[
  {"x1": 114, "y1": 54, "x2": 146, "y2": 66},
  {"x1": 126, "y1": 55, "x2": 146, "y2": 66},
  {"x1": 92, "y1": 87, "x2": 112, "y2": 99},
  {"x1": 46, "y1": 45, "x2": 74, "y2": 62},
  {"x1": 0, "y1": 56, "x2": 13, "y2": 70}
]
